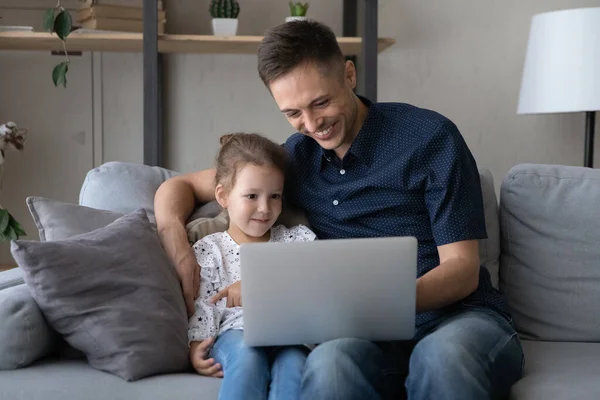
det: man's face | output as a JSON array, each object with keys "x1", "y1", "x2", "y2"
[{"x1": 269, "y1": 61, "x2": 360, "y2": 159}]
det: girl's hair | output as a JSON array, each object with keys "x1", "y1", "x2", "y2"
[{"x1": 215, "y1": 133, "x2": 289, "y2": 190}]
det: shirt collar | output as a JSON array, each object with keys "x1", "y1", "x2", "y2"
[{"x1": 320, "y1": 95, "x2": 380, "y2": 169}]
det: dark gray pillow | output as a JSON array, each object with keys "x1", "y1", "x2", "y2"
[{"x1": 10, "y1": 209, "x2": 189, "y2": 381}]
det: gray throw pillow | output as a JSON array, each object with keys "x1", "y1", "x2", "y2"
[
  {"x1": 26, "y1": 196, "x2": 127, "y2": 360},
  {"x1": 11, "y1": 209, "x2": 189, "y2": 381},
  {"x1": 26, "y1": 196, "x2": 124, "y2": 241}
]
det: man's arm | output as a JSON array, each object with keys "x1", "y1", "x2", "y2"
[
  {"x1": 416, "y1": 240, "x2": 480, "y2": 313},
  {"x1": 154, "y1": 168, "x2": 217, "y2": 315}
]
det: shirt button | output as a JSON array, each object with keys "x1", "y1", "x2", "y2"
[
  {"x1": 340, "y1": 169, "x2": 346, "y2": 175},
  {"x1": 333, "y1": 200, "x2": 339, "y2": 206}
]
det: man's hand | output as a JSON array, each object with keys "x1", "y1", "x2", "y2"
[
  {"x1": 211, "y1": 281, "x2": 242, "y2": 308},
  {"x1": 176, "y1": 251, "x2": 201, "y2": 317},
  {"x1": 190, "y1": 338, "x2": 223, "y2": 378}
]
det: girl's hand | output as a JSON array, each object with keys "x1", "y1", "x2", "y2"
[
  {"x1": 211, "y1": 280, "x2": 242, "y2": 307},
  {"x1": 190, "y1": 338, "x2": 223, "y2": 378}
]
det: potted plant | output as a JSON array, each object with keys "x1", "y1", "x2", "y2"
[
  {"x1": 210, "y1": 0, "x2": 240, "y2": 36},
  {"x1": 0, "y1": 121, "x2": 27, "y2": 241},
  {"x1": 286, "y1": 2, "x2": 309, "y2": 22}
]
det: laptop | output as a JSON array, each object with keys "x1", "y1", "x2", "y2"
[{"x1": 239, "y1": 236, "x2": 417, "y2": 347}]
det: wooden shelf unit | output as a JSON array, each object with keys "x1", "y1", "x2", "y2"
[
  {"x1": 0, "y1": 0, "x2": 388, "y2": 167},
  {"x1": 0, "y1": 32, "x2": 396, "y2": 55}
]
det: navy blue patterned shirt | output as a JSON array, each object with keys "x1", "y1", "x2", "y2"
[{"x1": 283, "y1": 97, "x2": 508, "y2": 326}]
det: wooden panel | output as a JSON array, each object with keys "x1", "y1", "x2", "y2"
[
  {"x1": 1, "y1": 0, "x2": 80, "y2": 10},
  {"x1": 0, "y1": 32, "x2": 396, "y2": 55},
  {"x1": 0, "y1": 32, "x2": 144, "y2": 52}
]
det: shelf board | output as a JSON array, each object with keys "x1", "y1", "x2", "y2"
[{"x1": 0, "y1": 32, "x2": 396, "y2": 55}]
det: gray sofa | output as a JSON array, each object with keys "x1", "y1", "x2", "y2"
[{"x1": 1, "y1": 161, "x2": 599, "y2": 399}]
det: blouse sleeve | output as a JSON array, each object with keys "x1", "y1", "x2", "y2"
[
  {"x1": 188, "y1": 240, "x2": 223, "y2": 344},
  {"x1": 288, "y1": 224, "x2": 317, "y2": 242}
]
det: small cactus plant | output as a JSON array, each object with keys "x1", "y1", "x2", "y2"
[
  {"x1": 289, "y1": 2, "x2": 309, "y2": 17},
  {"x1": 210, "y1": 0, "x2": 240, "y2": 19}
]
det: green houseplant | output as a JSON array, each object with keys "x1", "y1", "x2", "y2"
[{"x1": 210, "y1": 0, "x2": 240, "y2": 36}]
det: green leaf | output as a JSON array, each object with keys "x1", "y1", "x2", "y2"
[
  {"x1": 54, "y1": 10, "x2": 72, "y2": 41},
  {"x1": 0, "y1": 209, "x2": 9, "y2": 233},
  {"x1": 52, "y1": 61, "x2": 69, "y2": 88},
  {"x1": 43, "y1": 8, "x2": 56, "y2": 33},
  {"x1": 8, "y1": 214, "x2": 26, "y2": 237},
  {"x1": 1, "y1": 225, "x2": 18, "y2": 241}
]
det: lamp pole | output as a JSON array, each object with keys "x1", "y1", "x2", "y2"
[{"x1": 584, "y1": 111, "x2": 596, "y2": 168}]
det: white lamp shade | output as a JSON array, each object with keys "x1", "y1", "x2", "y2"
[{"x1": 518, "y1": 7, "x2": 600, "y2": 114}]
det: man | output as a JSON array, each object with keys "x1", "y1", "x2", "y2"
[{"x1": 155, "y1": 20, "x2": 523, "y2": 399}]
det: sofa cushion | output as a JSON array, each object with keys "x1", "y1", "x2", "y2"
[
  {"x1": 0, "y1": 284, "x2": 57, "y2": 370},
  {"x1": 510, "y1": 340, "x2": 600, "y2": 400},
  {"x1": 27, "y1": 196, "x2": 123, "y2": 241},
  {"x1": 0, "y1": 266, "x2": 24, "y2": 290},
  {"x1": 500, "y1": 164, "x2": 600, "y2": 341},
  {"x1": 79, "y1": 161, "x2": 179, "y2": 219},
  {"x1": 186, "y1": 209, "x2": 229, "y2": 244},
  {"x1": 0, "y1": 357, "x2": 221, "y2": 400},
  {"x1": 11, "y1": 209, "x2": 189, "y2": 381}
]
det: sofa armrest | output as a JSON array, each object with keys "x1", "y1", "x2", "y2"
[{"x1": 0, "y1": 268, "x2": 24, "y2": 291}]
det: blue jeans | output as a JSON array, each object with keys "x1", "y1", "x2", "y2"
[
  {"x1": 211, "y1": 329, "x2": 308, "y2": 400},
  {"x1": 300, "y1": 306, "x2": 524, "y2": 400}
]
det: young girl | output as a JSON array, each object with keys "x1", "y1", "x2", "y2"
[{"x1": 188, "y1": 133, "x2": 316, "y2": 400}]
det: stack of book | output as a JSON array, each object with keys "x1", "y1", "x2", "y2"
[{"x1": 76, "y1": 0, "x2": 166, "y2": 33}]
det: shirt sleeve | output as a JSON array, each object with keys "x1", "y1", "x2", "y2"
[
  {"x1": 287, "y1": 224, "x2": 318, "y2": 242},
  {"x1": 188, "y1": 240, "x2": 223, "y2": 344},
  {"x1": 421, "y1": 121, "x2": 487, "y2": 246}
]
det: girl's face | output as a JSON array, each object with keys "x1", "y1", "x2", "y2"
[{"x1": 216, "y1": 163, "x2": 284, "y2": 244}]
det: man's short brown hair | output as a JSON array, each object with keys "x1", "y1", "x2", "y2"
[{"x1": 258, "y1": 20, "x2": 345, "y2": 87}]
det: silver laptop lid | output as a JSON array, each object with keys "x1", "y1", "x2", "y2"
[{"x1": 240, "y1": 236, "x2": 417, "y2": 346}]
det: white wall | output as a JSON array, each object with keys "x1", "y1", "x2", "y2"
[{"x1": 377, "y1": 0, "x2": 600, "y2": 191}]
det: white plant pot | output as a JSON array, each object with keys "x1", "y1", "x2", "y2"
[
  {"x1": 286, "y1": 16, "x2": 307, "y2": 23},
  {"x1": 212, "y1": 18, "x2": 238, "y2": 36}
]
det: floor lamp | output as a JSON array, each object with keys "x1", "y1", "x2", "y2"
[{"x1": 518, "y1": 7, "x2": 600, "y2": 168}]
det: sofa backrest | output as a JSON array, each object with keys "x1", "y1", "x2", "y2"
[
  {"x1": 79, "y1": 161, "x2": 180, "y2": 221},
  {"x1": 500, "y1": 163, "x2": 600, "y2": 342}
]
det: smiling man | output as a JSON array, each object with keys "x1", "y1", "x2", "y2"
[{"x1": 154, "y1": 20, "x2": 523, "y2": 400}]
